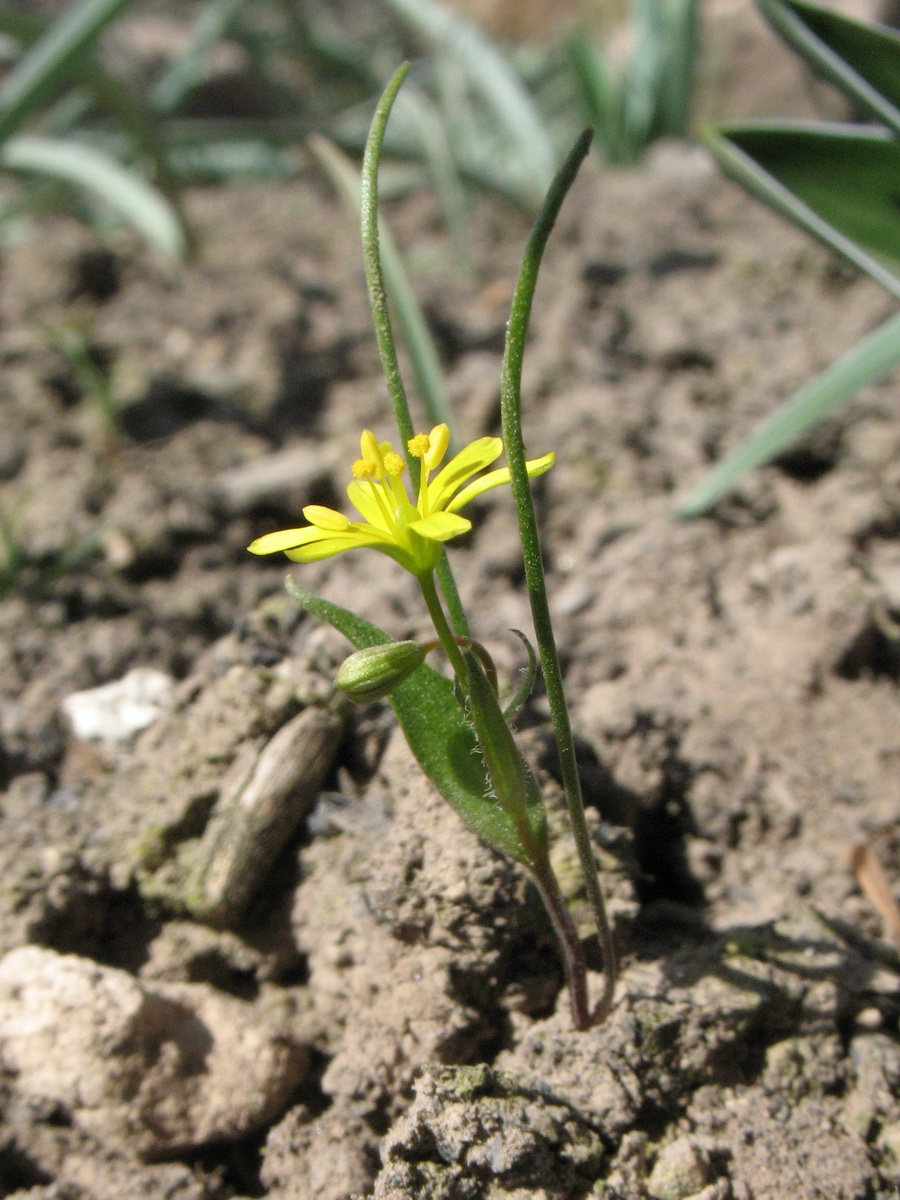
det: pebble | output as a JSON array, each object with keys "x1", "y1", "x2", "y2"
[{"x1": 61, "y1": 667, "x2": 175, "y2": 742}]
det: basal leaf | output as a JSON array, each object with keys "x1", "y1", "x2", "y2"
[
  {"x1": 285, "y1": 578, "x2": 546, "y2": 867},
  {"x1": 706, "y1": 122, "x2": 900, "y2": 298},
  {"x1": 0, "y1": 135, "x2": 185, "y2": 262},
  {"x1": 758, "y1": 0, "x2": 900, "y2": 135},
  {"x1": 0, "y1": 0, "x2": 137, "y2": 145}
]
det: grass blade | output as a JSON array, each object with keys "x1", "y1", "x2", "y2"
[
  {"x1": 152, "y1": 0, "x2": 249, "y2": 115},
  {"x1": 380, "y1": 0, "x2": 556, "y2": 204},
  {"x1": 677, "y1": 308, "x2": 900, "y2": 516},
  {"x1": 0, "y1": 134, "x2": 185, "y2": 261},
  {"x1": 706, "y1": 123, "x2": 900, "y2": 298},
  {"x1": 622, "y1": 0, "x2": 667, "y2": 152},
  {"x1": 657, "y1": 0, "x2": 699, "y2": 136},
  {"x1": 757, "y1": 0, "x2": 900, "y2": 137},
  {"x1": 0, "y1": 0, "x2": 137, "y2": 144},
  {"x1": 565, "y1": 31, "x2": 623, "y2": 161},
  {"x1": 309, "y1": 133, "x2": 454, "y2": 439}
]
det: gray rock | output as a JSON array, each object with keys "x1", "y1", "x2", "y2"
[
  {"x1": 647, "y1": 1136, "x2": 712, "y2": 1200},
  {"x1": 0, "y1": 946, "x2": 308, "y2": 1159},
  {"x1": 61, "y1": 668, "x2": 175, "y2": 743}
]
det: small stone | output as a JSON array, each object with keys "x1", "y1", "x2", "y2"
[
  {"x1": 878, "y1": 1120, "x2": 900, "y2": 1163},
  {"x1": 647, "y1": 1136, "x2": 711, "y2": 1200},
  {"x1": 61, "y1": 668, "x2": 175, "y2": 742},
  {"x1": 0, "y1": 945, "x2": 308, "y2": 1157}
]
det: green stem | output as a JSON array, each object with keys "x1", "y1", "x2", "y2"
[
  {"x1": 436, "y1": 550, "x2": 469, "y2": 637},
  {"x1": 529, "y1": 862, "x2": 591, "y2": 1030},
  {"x1": 500, "y1": 127, "x2": 618, "y2": 1023},
  {"x1": 419, "y1": 570, "x2": 468, "y2": 683},
  {"x1": 425, "y1": 569, "x2": 595, "y2": 1027}
]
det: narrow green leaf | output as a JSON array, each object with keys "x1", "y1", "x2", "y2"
[
  {"x1": 501, "y1": 127, "x2": 618, "y2": 1014},
  {"x1": 623, "y1": 0, "x2": 666, "y2": 149},
  {"x1": 379, "y1": 0, "x2": 556, "y2": 205},
  {"x1": 656, "y1": 0, "x2": 698, "y2": 137},
  {"x1": 0, "y1": 7, "x2": 181, "y2": 208},
  {"x1": 757, "y1": 0, "x2": 900, "y2": 136},
  {"x1": 82, "y1": 69, "x2": 184, "y2": 226},
  {"x1": 564, "y1": 0, "x2": 697, "y2": 165},
  {"x1": 677, "y1": 307, "x2": 900, "y2": 516},
  {"x1": 706, "y1": 123, "x2": 900, "y2": 299},
  {"x1": 0, "y1": 0, "x2": 137, "y2": 144},
  {"x1": 0, "y1": 135, "x2": 185, "y2": 261},
  {"x1": 152, "y1": 0, "x2": 249, "y2": 115},
  {"x1": 565, "y1": 33, "x2": 617, "y2": 154},
  {"x1": 285, "y1": 578, "x2": 546, "y2": 865},
  {"x1": 503, "y1": 629, "x2": 537, "y2": 720}
]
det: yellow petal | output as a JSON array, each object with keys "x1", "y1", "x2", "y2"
[
  {"x1": 424, "y1": 423, "x2": 450, "y2": 470},
  {"x1": 302, "y1": 505, "x2": 351, "y2": 531},
  {"x1": 525, "y1": 451, "x2": 557, "y2": 478},
  {"x1": 248, "y1": 527, "x2": 318, "y2": 555},
  {"x1": 285, "y1": 525, "x2": 391, "y2": 562},
  {"x1": 359, "y1": 430, "x2": 386, "y2": 476},
  {"x1": 407, "y1": 511, "x2": 472, "y2": 542},
  {"x1": 447, "y1": 451, "x2": 555, "y2": 513},
  {"x1": 347, "y1": 480, "x2": 394, "y2": 531},
  {"x1": 428, "y1": 437, "x2": 503, "y2": 510}
]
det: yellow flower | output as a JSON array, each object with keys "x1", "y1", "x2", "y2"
[{"x1": 248, "y1": 424, "x2": 555, "y2": 578}]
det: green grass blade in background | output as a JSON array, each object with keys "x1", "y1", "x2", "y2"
[
  {"x1": 564, "y1": 0, "x2": 698, "y2": 164},
  {"x1": 657, "y1": 0, "x2": 698, "y2": 137},
  {"x1": 622, "y1": 0, "x2": 667, "y2": 152},
  {"x1": 706, "y1": 123, "x2": 900, "y2": 299},
  {"x1": 687, "y1": 0, "x2": 900, "y2": 517},
  {"x1": 379, "y1": 0, "x2": 556, "y2": 204},
  {"x1": 565, "y1": 32, "x2": 623, "y2": 161},
  {"x1": 677, "y1": 308, "x2": 900, "y2": 516},
  {"x1": 0, "y1": 8, "x2": 181, "y2": 208},
  {"x1": 0, "y1": 135, "x2": 185, "y2": 261},
  {"x1": 152, "y1": 0, "x2": 249, "y2": 115},
  {"x1": 396, "y1": 82, "x2": 471, "y2": 269},
  {"x1": 0, "y1": 0, "x2": 137, "y2": 144},
  {"x1": 757, "y1": 0, "x2": 900, "y2": 136},
  {"x1": 308, "y1": 134, "x2": 454, "y2": 439}
]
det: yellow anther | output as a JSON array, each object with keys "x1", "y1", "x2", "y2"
[
  {"x1": 383, "y1": 451, "x2": 405, "y2": 476},
  {"x1": 352, "y1": 458, "x2": 378, "y2": 479},
  {"x1": 408, "y1": 433, "x2": 431, "y2": 459}
]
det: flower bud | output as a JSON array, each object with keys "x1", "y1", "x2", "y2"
[{"x1": 334, "y1": 641, "x2": 427, "y2": 703}]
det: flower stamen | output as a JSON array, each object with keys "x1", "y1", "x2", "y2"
[
  {"x1": 352, "y1": 458, "x2": 378, "y2": 479},
  {"x1": 408, "y1": 433, "x2": 430, "y2": 459}
]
